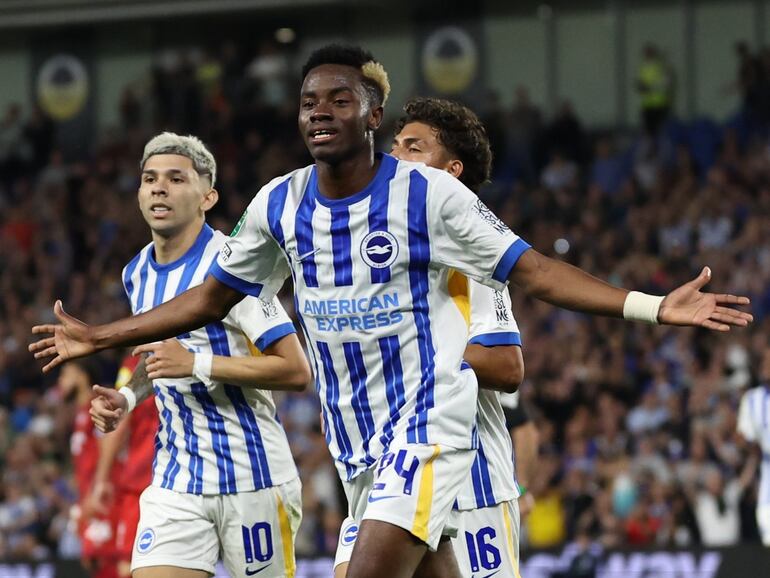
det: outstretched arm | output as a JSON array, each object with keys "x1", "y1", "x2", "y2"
[
  {"x1": 510, "y1": 250, "x2": 751, "y2": 330},
  {"x1": 131, "y1": 333, "x2": 311, "y2": 391},
  {"x1": 30, "y1": 276, "x2": 244, "y2": 372}
]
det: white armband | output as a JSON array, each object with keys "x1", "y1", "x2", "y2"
[
  {"x1": 118, "y1": 387, "x2": 137, "y2": 413},
  {"x1": 193, "y1": 352, "x2": 213, "y2": 383},
  {"x1": 623, "y1": 291, "x2": 664, "y2": 324}
]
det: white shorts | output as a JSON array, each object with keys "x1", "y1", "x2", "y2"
[
  {"x1": 758, "y1": 503, "x2": 770, "y2": 546},
  {"x1": 342, "y1": 443, "x2": 475, "y2": 551},
  {"x1": 132, "y1": 479, "x2": 302, "y2": 577},
  {"x1": 451, "y1": 500, "x2": 522, "y2": 578},
  {"x1": 333, "y1": 516, "x2": 358, "y2": 570}
]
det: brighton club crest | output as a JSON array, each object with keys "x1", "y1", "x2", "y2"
[{"x1": 360, "y1": 231, "x2": 398, "y2": 269}]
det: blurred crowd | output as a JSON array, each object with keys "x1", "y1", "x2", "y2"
[{"x1": 0, "y1": 38, "x2": 769, "y2": 562}]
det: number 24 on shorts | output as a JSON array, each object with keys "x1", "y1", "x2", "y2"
[{"x1": 374, "y1": 449, "x2": 420, "y2": 496}]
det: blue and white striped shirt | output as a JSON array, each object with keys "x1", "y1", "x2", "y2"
[
  {"x1": 455, "y1": 282, "x2": 522, "y2": 510},
  {"x1": 212, "y1": 154, "x2": 531, "y2": 481},
  {"x1": 737, "y1": 385, "x2": 770, "y2": 505},
  {"x1": 124, "y1": 224, "x2": 298, "y2": 494}
]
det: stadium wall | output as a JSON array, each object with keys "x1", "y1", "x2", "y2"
[{"x1": 0, "y1": 0, "x2": 763, "y2": 130}]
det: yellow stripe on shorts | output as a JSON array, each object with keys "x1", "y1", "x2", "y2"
[
  {"x1": 411, "y1": 445, "x2": 441, "y2": 542},
  {"x1": 276, "y1": 493, "x2": 296, "y2": 578},
  {"x1": 502, "y1": 501, "x2": 522, "y2": 578}
]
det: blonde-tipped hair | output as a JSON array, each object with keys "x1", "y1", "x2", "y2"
[
  {"x1": 301, "y1": 45, "x2": 390, "y2": 107},
  {"x1": 141, "y1": 132, "x2": 216, "y2": 187},
  {"x1": 361, "y1": 61, "x2": 390, "y2": 106}
]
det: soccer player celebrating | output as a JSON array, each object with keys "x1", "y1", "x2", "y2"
[
  {"x1": 334, "y1": 97, "x2": 527, "y2": 578},
  {"x1": 84, "y1": 133, "x2": 311, "y2": 578},
  {"x1": 31, "y1": 46, "x2": 751, "y2": 578}
]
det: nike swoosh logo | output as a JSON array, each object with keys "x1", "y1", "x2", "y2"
[
  {"x1": 367, "y1": 494, "x2": 400, "y2": 503},
  {"x1": 293, "y1": 247, "x2": 320, "y2": 262},
  {"x1": 472, "y1": 570, "x2": 500, "y2": 578},
  {"x1": 245, "y1": 564, "x2": 272, "y2": 576}
]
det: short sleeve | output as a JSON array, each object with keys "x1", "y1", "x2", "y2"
[
  {"x1": 467, "y1": 282, "x2": 522, "y2": 347},
  {"x1": 736, "y1": 390, "x2": 757, "y2": 442},
  {"x1": 428, "y1": 171, "x2": 531, "y2": 291},
  {"x1": 210, "y1": 180, "x2": 291, "y2": 300},
  {"x1": 232, "y1": 295, "x2": 296, "y2": 353}
]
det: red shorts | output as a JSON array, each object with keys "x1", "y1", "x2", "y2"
[
  {"x1": 78, "y1": 507, "x2": 117, "y2": 560},
  {"x1": 113, "y1": 491, "x2": 142, "y2": 560}
]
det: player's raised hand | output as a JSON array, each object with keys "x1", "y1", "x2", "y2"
[
  {"x1": 29, "y1": 300, "x2": 96, "y2": 372},
  {"x1": 89, "y1": 385, "x2": 128, "y2": 433},
  {"x1": 132, "y1": 339, "x2": 194, "y2": 379},
  {"x1": 658, "y1": 267, "x2": 753, "y2": 331}
]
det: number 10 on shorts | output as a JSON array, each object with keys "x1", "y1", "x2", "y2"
[{"x1": 242, "y1": 522, "x2": 273, "y2": 564}]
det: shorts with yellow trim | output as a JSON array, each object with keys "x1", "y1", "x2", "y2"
[
  {"x1": 451, "y1": 499, "x2": 521, "y2": 578},
  {"x1": 343, "y1": 443, "x2": 476, "y2": 552},
  {"x1": 131, "y1": 478, "x2": 302, "y2": 578}
]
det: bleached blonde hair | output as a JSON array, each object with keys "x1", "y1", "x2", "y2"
[
  {"x1": 141, "y1": 132, "x2": 217, "y2": 187},
  {"x1": 361, "y1": 61, "x2": 391, "y2": 106}
]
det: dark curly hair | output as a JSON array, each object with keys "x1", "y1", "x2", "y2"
[
  {"x1": 301, "y1": 44, "x2": 387, "y2": 108},
  {"x1": 395, "y1": 97, "x2": 492, "y2": 192}
]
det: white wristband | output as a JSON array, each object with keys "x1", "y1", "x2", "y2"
[
  {"x1": 193, "y1": 352, "x2": 213, "y2": 383},
  {"x1": 118, "y1": 387, "x2": 137, "y2": 413},
  {"x1": 623, "y1": 291, "x2": 665, "y2": 324}
]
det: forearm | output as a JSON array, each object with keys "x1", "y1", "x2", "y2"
[
  {"x1": 512, "y1": 421, "x2": 539, "y2": 489},
  {"x1": 510, "y1": 250, "x2": 628, "y2": 317},
  {"x1": 124, "y1": 356, "x2": 155, "y2": 406},
  {"x1": 92, "y1": 278, "x2": 242, "y2": 351},
  {"x1": 93, "y1": 418, "x2": 130, "y2": 485},
  {"x1": 211, "y1": 355, "x2": 309, "y2": 391}
]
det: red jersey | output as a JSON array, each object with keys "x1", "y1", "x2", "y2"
[
  {"x1": 118, "y1": 396, "x2": 159, "y2": 494},
  {"x1": 115, "y1": 355, "x2": 159, "y2": 494},
  {"x1": 71, "y1": 403, "x2": 100, "y2": 498}
]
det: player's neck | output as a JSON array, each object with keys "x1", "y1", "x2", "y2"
[
  {"x1": 315, "y1": 148, "x2": 380, "y2": 200},
  {"x1": 152, "y1": 220, "x2": 204, "y2": 264}
]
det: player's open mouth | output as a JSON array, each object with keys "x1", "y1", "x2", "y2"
[
  {"x1": 309, "y1": 129, "x2": 337, "y2": 144},
  {"x1": 150, "y1": 204, "x2": 171, "y2": 217}
]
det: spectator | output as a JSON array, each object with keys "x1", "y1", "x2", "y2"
[{"x1": 636, "y1": 43, "x2": 674, "y2": 137}]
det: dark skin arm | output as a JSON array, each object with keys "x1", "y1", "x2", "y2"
[
  {"x1": 510, "y1": 250, "x2": 628, "y2": 316},
  {"x1": 509, "y1": 249, "x2": 751, "y2": 330},
  {"x1": 463, "y1": 344, "x2": 524, "y2": 393},
  {"x1": 30, "y1": 276, "x2": 244, "y2": 372},
  {"x1": 30, "y1": 249, "x2": 752, "y2": 369}
]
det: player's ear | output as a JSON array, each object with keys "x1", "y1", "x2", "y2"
[
  {"x1": 202, "y1": 188, "x2": 219, "y2": 212},
  {"x1": 368, "y1": 105, "x2": 384, "y2": 132},
  {"x1": 446, "y1": 159, "x2": 464, "y2": 180}
]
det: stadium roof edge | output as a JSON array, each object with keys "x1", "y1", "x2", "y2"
[{"x1": 0, "y1": 0, "x2": 353, "y2": 29}]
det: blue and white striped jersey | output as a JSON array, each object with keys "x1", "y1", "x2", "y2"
[
  {"x1": 123, "y1": 224, "x2": 299, "y2": 495},
  {"x1": 455, "y1": 282, "x2": 522, "y2": 511},
  {"x1": 212, "y1": 153, "x2": 531, "y2": 481},
  {"x1": 737, "y1": 385, "x2": 770, "y2": 506}
]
